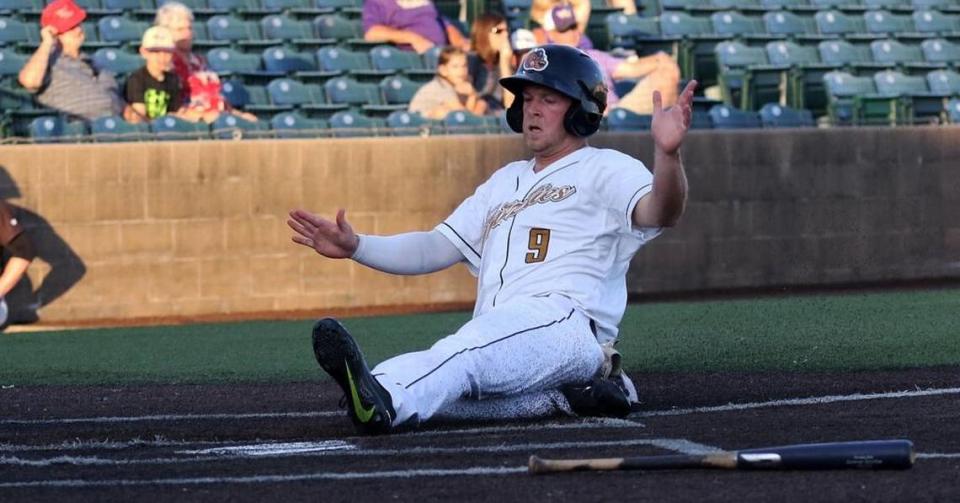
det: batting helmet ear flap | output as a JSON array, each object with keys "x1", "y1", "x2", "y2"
[
  {"x1": 563, "y1": 103, "x2": 602, "y2": 137},
  {"x1": 506, "y1": 96, "x2": 524, "y2": 133}
]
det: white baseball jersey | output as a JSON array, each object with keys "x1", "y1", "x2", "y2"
[{"x1": 435, "y1": 146, "x2": 661, "y2": 343}]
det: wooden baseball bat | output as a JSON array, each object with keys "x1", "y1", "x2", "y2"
[{"x1": 528, "y1": 440, "x2": 915, "y2": 474}]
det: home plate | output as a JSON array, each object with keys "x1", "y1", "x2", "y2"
[{"x1": 178, "y1": 440, "x2": 355, "y2": 456}]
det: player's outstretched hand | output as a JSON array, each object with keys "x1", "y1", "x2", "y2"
[
  {"x1": 651, "y1": 80, "x2": 698, "y2": 156},
  {"x1": 288, "y1": 208, "x2": 359, "y2": 259}
]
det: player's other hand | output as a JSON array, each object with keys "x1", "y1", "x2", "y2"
[
  {"x1": 651, "y1": 79, "x2": 697, "y2": 156},
  {"x1": 288, "y1": 208, "x2": 359, "y2": 259}
]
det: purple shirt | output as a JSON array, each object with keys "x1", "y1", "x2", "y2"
[
  {"x1": 363, "y1": 0, "x2": 447, "y2": 49},
  {"x1": 584, "y1": 49, "x2": 623, "y2": 109}
]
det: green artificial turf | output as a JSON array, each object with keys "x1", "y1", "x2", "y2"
[{"x1": 1, "y1": 288, "x2": 957, "y2": 385}]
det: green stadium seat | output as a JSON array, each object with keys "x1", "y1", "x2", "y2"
[
  {"x1": 869, "y1": 39, "x2": 938, "y2": 72},
  {"x1": 707, "y1": 104, "x2": 761, "y2": 128},
  {"x1": 873, "y1": 68, "x2": 950, "y2": 123},
  {"x1": 810, "y1": 0, "x2": 867, "y2": 11},
  {"x1": 369, "y1": 45, "x2": 434, "y2": 81},
  {"x1": 210, "y1": 112, "x2": 270, "y2": 139},
  {"x1": 314, "y1": 0, "x2": 363, "y2": 11},
  {"x1": 208, "y1": 0, "x2": 259, "y2": 13},
  {"x1": 864, "y1": 10, "x2": 927, "y2": 41},
  {"x1": 913, "y1": 0, "x2": 960, "y2": 13},
  {"x1": 151, "y1": 115, "x2": 210, "y2": 141},
  {"x1": 946, "y1": 97, "x2": 960, "y2": 122},
  {"x1": 103, "y1": 0, "x2": 153, "y2": 9},
  {"x1": 379, "y1": 75, "x2": 421, "y2": 106},
  {"x1": 328, "y1": 109, "x2": 384, "y2": 137},
  {"x1": 760, "y1": 0, "x2": 818, "y2": 11},
  {"x1": 442, "y1": 110, "x2": 494, "y2": 135},
  {"x1": 691, "y1": 109, "x2": 714, "y2": 128},
  {"x1": 660, "y1": 11, "x2": 725, "y2": 87},
  {"x1": 920, "y1": 38, "x2": 960, "y2": 66},
  {"x1": 715, "y1": 40, "x2": 788, "y2": 110},
  {"x1": 818, "y1": 39, "x2": 888, "y2": 72},
  {"x1": 227, "y1": 81, "x2": 293, "y2": 117},
  {"x1": 29, "y1": 115, "x2": 87, "y2": 143},
  {"x1": 266, "y1": 77, "x2": 321, "y2": 106},
  {"x1": 605, "y1": 13, "x2": 681, "y2": 57},
  {"x1": 814, "y1": 10, "x2": 879, "y2": 41},
  {"x1": 0, "y1": 0, "x2": 42, "y2": 13},
  {"x1": 323, "y1": 75, "x2": 380, "y2": 106},
  {"x1": 823, "y1": 69, "x2": 899, "y2": 124},
  {"x1": 91, "y1": 115, "x2": 149, "y2": 142},
  {"x1": 658, "y1": 0, "x2": 701, "y2": 10},
  {"x1": 206, "y1": 47, "x2": 272, "y2": 77},
  {"x1": 926, "y1": 68, "x2": 960, "y2": 95},
  {"x1": 91, "y1": 48, "x2": 145, "y2": 76},
  {"x1": 710, "y1": 11, "x2": 778, "y2": 43},
  {"x1": 260, "y1": 14, "x2": 332, "y2": 49},
  {"x1": 315, "y1": 46, "x2": 391, "y2": 81},
  {"x1": 605, "y1": 107, "x2": 652, "y2": 131},
  {"x1": 710, "y1": 0, "x2": 766, "y2": 13},
  {"x1": 864, "y1": 0, "x2": 911, "y2": 10},
  {"x1": 97, "y1": 16, "x2": 150, "y2": 47},
  {"x1": 762, "y1": 11, "x2": 828, "y2": 43},
  {"x1": 79, "y1": 21, "x2": 119, "y2": 50},
  {"x1": 0, "y1": 17, "x2": 40, "y2": 49},
  {"x1": 261, "y1": 0, "x2": 311, "y2": 12},
  {"x1": 312, "y1": 14, "x2": 363, "y2": 41},
  {"x1": 385, "y1": 110, "x2": 432, "y2": 136},
  {"x1": 208, "y1": 14, "x2": 276, "y2": 49},
  {"x1": 0, "y1": 48, "x2": 26, "y2": 83},
  {"x1": 167, "y1": 0, "x2": 222, "y2": 17},
  {"x1": 766, "y1": 40, "x2": 835, "y2": 113},
  {"x1": 262, "y1": 45, "x2": 317, "y2": 73},
  {"x1": 912, "y1": 10, "x2": 960, "y2": 38},
  {"x1": 758, "y1": 103, "x2": 816, "y2": 127},
  {"x1": 270, "y1": 111, "x2": 327, "y2": 138}
]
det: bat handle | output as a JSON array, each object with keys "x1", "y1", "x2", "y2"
[{"x1": 529, "y1": 455, "x2": 624, "y2": 474}]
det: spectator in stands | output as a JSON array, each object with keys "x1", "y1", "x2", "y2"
[
  {"x1": 0, "y1": 200, "x2": 36, "y2": 329},
  {"x1": 363, "y1": 0, "x2": 469, "y2": 54},
  {"x1": 530, "y1": 0, "x2": 593, "y2": 49},
  {"x1": 409, "y1": 46, "x2": 487, "y2": 119},
  {"x1": 467, "y1": 13, "x2": 516, "y2": 112},
  {"x1": 154, "y1": 1, "x2": 258, "y2": 123},
  {"x1": 547, "y1": 4, "x2": 681, "y2": 115},
  {"x1": 18, "y1": 0, "x2": 137, "y2": 122},
  {"x1": 125, "y1": 26, "x2": 183, "y2": 123},
  {"x1": 530, "y1": 0, "x2": 637, "y2": 34}
]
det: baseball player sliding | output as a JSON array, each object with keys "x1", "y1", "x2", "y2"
[{"x1": 288, "y1": 44, "x2": 697, "y2": 435}]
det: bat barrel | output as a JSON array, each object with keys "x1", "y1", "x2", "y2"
[{"x1": 736, "y1": 440, "x2": 915, "y2": 470}]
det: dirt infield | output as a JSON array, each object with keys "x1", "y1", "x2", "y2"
[{"x1": 2, "y1": 367, "x2": 958, "y2": 502}]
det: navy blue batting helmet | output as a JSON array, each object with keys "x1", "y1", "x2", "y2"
[{"x1": 500, "y1": 44, "x2": 607, "y2": 137}]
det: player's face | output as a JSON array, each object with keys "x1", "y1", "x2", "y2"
[{"x1": 521, "y1": 84, "x2": 575, "y2": 153}]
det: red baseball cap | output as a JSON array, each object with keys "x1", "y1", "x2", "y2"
[{"x1": 41, "y1": 0, "x2": 87, "y2": 34}]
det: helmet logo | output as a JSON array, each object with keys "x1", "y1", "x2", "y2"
[{"x1": 521, "y1": 48, "x2": 549, "y2": 72}]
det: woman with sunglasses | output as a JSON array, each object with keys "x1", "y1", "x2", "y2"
[{"x1": 468, "y1": 13, "x2": 516, "y2": 113}]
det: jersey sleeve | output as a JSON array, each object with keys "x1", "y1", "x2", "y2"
[
  {"x1": 434, "y1": 173, "x2": 496, "y2": 275},
  {"x1": 593, "y1": 151, "x2": 661, "y2": 240}
]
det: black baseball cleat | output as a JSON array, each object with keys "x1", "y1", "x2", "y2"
[
  {"x1": 561, "y1": 375, "x2": 633, "y2": 418},
  {"x1": 312, "y1": 318, "x2": 395, "y2": 435}
]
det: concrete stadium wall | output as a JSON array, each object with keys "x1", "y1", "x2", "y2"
[{"x1": 0, "y1": 127, "x2": 956, "y2": 324}]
